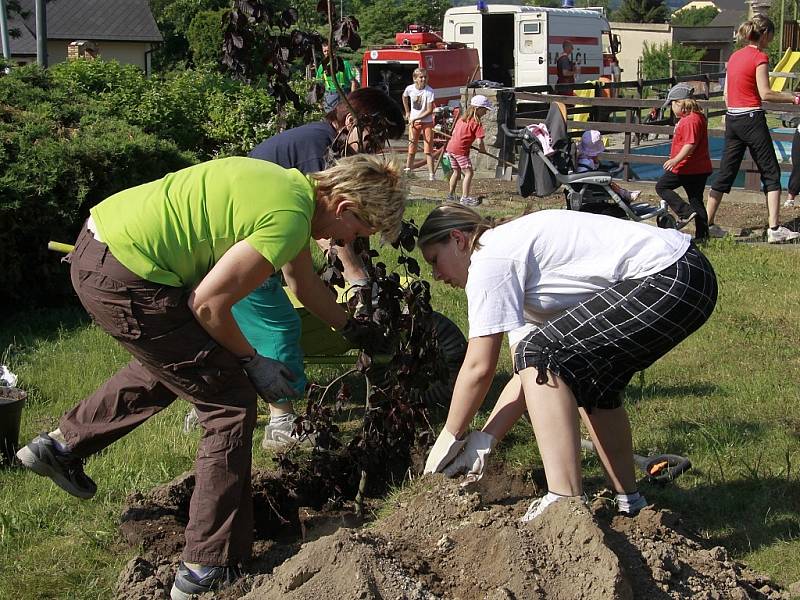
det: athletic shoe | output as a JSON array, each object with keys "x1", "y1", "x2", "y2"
[
  {"x1": 617, "y1": 493, "x2": 648, "y2": 516},
  {"x1": 15, "y1": 433, "x2": 96, "y2": 499},
  {"x1": 459, "y1": 196, "x2": 482, "y2": 207},
  {"x1": 261, "y1": 418, "x2": 314, "y2": 450},
  {"x1": 428, "y1": 173, "x2": 436, "y2": 181},
  {"x1": 767, "y1": 225, "x2": 800, "y2": 244},
  {"x1": 784, "y1": 197, "x2": 797, "y2": 208},
  {"x1": 707, "y1": 224, "x2": 727, "y2": 238},
  {"x1": 675, "y1": 212, "x2": 696, "y2": 231},
  {"x1": 170, "y1": 562, "x2": 242, "y2": 600},
  {"x1": 520, "y1": 493, "x2": 588, "y2": 523},
  {"x1": 446, "y1": 193, "x2": 457, "y2": 203}
]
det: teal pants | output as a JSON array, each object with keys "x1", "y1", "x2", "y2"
[{"x1": 232, "y1": 275, "x2": 307, "y2": 402}]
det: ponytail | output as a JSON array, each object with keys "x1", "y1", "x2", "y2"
[{"x1": 737, "y1": 14, "x2": 775, "y2": 44}]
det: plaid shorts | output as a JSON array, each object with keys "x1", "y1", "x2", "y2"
[
  {"x1": 446, "y1": 152, "x2": 473, "y2": 170},
  {"x1": 513, "y1": 244, "x2": 717, "y2": 410}
]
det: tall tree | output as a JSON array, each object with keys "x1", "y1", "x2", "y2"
[
  {"x1": 615, "y1": 0, "x2": 668, "y2": 23},
  {"x1": 670, "y1": 5, "x2": 718, "y2": 27}
]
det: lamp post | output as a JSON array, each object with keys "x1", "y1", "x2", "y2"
[{"x1": 0, "y1": 0, "x2": 11, "y2": 63}]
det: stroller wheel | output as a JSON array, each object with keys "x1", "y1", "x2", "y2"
[{"x1": 657, "y1": 213, "x2": 677, "y2": 229}]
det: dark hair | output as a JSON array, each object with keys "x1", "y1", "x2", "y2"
[
  {"x1": 326, "y1": 87, "x2": 405, "y2": 140},
  {"x1": 562, "y1": 40, "x2": 573, "y2": 50}
]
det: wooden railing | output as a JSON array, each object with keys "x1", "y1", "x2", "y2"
[{"x1": 494, "y1": 72, "x2": 800, "y2": 191}]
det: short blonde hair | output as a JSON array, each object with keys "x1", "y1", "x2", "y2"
[
  {"x1": 413, "y1": 68, "x2": 428, "y2": 79},
  {"x1": 311, "y1": 154, "x2": 407, "y2": 242}
]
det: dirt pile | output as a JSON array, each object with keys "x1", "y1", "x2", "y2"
[{"x1": 115, "y1": 469, "x2": 788, "y2": 600}]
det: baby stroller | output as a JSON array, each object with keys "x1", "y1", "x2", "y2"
[{"x1": 505, "y1": 102, "x2": 675, "y2": 227}]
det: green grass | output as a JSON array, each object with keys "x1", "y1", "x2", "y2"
[{"x1": 2, "y1": 200, "x2": 800, "y2": 597}]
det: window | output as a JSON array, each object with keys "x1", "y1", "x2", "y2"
[
  {"x1": 459, "y1": 25, "x2": 474, "y2": 35},
  {"x1": 522, "y1": 22, "x2": 540, "y2": 34}
]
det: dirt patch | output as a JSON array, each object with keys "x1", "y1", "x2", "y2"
[{"x1": 115, "y1": 468, "x2": 788, "y2": 600}]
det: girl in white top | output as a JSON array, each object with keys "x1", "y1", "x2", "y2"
[{"x1": 419, "y1": 205, "x2": 717, "y2": 520}]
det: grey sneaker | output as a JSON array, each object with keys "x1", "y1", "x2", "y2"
[
  {"x1": 617, "y1": 493, "x2": 648, "y2": 516},
  {"x1": 767, "y1": 225, "x2": 800, "y2": 244},
  {"x1": 170, "y1": 562, "x2": 242, "y2": 600},
  {"x1": 446, "y1": 193, "x2": 457, "y2": 203},
  {"x1": 459, "y1": 196, "x2": 482, "y2": 207},
  {"x1": 707, "y1": 224, "x2": 727, "y2": 238},
  {"x1": 15, "y1": 433, "x2": 96, "y2": 499},
  {"x1": 261, "y1": 417, "x2": 314, "y2": 450},
  {"x1": 676, "y1": 212, "x2": 696, "y2": 230}
]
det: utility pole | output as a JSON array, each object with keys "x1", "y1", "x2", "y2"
[
  {"x1": 35, "y1": 0, "x2": 46, "y2": 67},
  {"x1": 0, "y1": 0, "x2": 11, "y2": 63}
]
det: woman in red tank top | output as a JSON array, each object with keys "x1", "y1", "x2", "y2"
[{"x1": 707, "y1": 14, "x2": 800, "y2": 244}]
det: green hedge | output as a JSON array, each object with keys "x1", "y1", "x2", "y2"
[{"x1": 0, "y1": 60, "x2": 313, "y2": 309}]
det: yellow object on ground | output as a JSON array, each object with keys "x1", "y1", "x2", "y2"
[
  {"x1": 770, "y1": 48, "x2": 800, "y2": 91},
  {"x1": 573, "y1": 83, "x2": 596, "y2": 123}
]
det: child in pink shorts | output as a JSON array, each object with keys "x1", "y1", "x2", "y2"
[{"x1": 445, "y1": 95, "x2": 493, "y2": 206}]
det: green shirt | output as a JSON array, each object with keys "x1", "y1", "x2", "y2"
[
  {"x1": 90, "y1": 157, "x2": 315, "y2": 288},
  {"x1": 316, "y1": 59, "x2": 355, "y2": 92}
]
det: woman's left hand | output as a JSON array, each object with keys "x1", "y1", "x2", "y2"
[{"x1": 424, "y1": 427, "x2": 466, "y2": 473}]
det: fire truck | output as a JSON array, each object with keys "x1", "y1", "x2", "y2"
[
  {"x1": 361, "y1": 26, "x2": 480, "y2": 109},
  {"x1": 442, "y1": 4, "x2": 621, "y2": 88}
]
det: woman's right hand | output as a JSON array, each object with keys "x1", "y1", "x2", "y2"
[{"x1": 240, "y1": 352, "x2": 299, "y2": 402}]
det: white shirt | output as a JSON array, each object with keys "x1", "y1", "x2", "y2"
[
  {"x1": 403, "y1": 84, "x2": 435, "y2": 123},
  {"x1": 464, "y1": 210, "x2": 691, "y2": 345}
]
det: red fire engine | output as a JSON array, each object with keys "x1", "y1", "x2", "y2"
[{"x1": 361, "y1": 25, "x2": 481, "y2": 109}]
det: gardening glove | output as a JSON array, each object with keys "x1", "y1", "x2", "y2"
[
  {"x1": 340, "y1": 317, "x2": 392, "y2": 357},
  {"x1": 423, "y1": 427, "x2": 466, "y2": 474},
  {"x1": 240, "y1": 352, "x2": 298, "y2": 403},
  {"x1": 442, "y1": 431, "x2": 498, "y2": 482}
]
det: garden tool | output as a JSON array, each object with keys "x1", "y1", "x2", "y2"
[{"x1": 580, "y1": 438, "x2": 691, "y2": 484}]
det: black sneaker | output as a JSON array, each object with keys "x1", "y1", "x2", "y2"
[
  {"x1": 170, "y1": 562, "x2": 243, "y2": 600},
  {"x1": 15, "y1": 433, "x2": 96, "y2": 499}
]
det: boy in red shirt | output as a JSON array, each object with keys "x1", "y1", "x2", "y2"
[
  {"x1": 655, "y1": 84, "x2": 711, "y2": 241},
  {"x1": 445, "y1": 95, "x2": 493, "y2": 206}
]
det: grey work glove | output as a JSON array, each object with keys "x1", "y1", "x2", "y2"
[
  {"x1": 423, "y1": 428, "x2": 466, "y2": 474},
  {"x1": 442, "y1": 431, "x2": 498, "y2": 482},
  {"x1": 239, "y1": 352, "x2": 298, "y2": 403}
]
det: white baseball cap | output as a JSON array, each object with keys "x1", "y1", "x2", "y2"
[{"x1": 470, "y1": 94, "x2": 493, "y2": 109}]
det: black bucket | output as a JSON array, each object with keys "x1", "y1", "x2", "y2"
[{"x1": 0, "y1": 387, "x2": 26, "y2": 466}]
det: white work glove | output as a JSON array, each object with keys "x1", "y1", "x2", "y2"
[
  {"x1": 423, "y1": 428, "x2": 466, "y2": 474},
  {"x1": 442, "y1": 431, "x2": 498, "y2": 482},
  {"x1": 239, "y1": 352, "x2": 298, "y2": 402}
]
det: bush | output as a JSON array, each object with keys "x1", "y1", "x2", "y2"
[
  {"x1": 187, "y1": 10, "x2": 226, "y2": 67},
  {"x1": 641, "y1": 41, "x2": 705, "y2": 81},
  {"x1": 0, "y1": 65, "x2": 194, "y2": 309}
]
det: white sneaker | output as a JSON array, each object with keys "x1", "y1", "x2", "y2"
[
  {"x1": 428, "y1": 173, "x2": 436, "y2": 181},
  {"x1": 784, "y1": 198, "x2": 797, "y2": 208},
  {"x1": 617, "y1": 493, "x2": 648, "y2": 515},
  {"x1": 707, "y1": 224, "x2": 727, "y2": 238},
  {"x1": 767, "y1": 225, "x2": 800, "y2": 244},
  {"x1": 520, "y1": 493, "x2": 588, "y2": 523},
  {"x1": 262, "y1": 417, "x2": 314, "y2": 450}
]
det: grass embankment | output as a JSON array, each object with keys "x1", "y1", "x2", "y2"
[{"x1": 1, "y1": 200, "x2": 799, "y2": 598}]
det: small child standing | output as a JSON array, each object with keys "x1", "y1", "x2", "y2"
[
  {"x1": 655, "y1": 84, "x2": 711, "y2": 241},
  {"x1": 576, "y1": 130, "x2": 641, "y2": 202},
  {"x1": 403, "y1": 68, "x2": 436, "y2": 180},
  {"x1": 445, "y1": 95, "x2": 493, "y2": 207}
]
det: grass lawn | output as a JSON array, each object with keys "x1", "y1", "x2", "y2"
[{"x1": 1, "y1": 199, "x2": 800, "y2": 598}]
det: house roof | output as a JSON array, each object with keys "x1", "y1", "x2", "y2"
[
  {"x1": 707, "y1": 0, "x2": 746, "y2": 28},
  {"x1": 9, "y1": 0, "x2": 162, "y2": 53}
]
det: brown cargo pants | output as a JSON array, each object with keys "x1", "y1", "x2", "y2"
[{"x1": 60, "y1": 223, "x2": 257, "y2": 566}]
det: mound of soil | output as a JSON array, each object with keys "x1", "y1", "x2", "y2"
[{"x1": 115, "y1": 467, "x2": 788, "y2": 600}]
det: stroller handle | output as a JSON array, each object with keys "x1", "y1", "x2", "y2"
[{"x1": 501, "y1": 123, "x2": 526, "y2": 139}]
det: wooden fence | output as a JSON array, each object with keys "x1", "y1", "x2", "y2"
[{"x1": 494, "y1": 72, "x2": 800, "y2": 191}]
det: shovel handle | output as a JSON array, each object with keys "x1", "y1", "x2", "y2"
[{"x1": 48, "y1": 241, "x2": 75, "y2": 254}]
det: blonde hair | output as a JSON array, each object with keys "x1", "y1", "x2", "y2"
[
  {"x1": 418, "y1": 204, "x2": 498, "y2": 252},
  {"x1": 738, "y1": 14, "x2": 775, "y2": 44},
  {"x1": 413, "y1": 68, "x2": 428, "y2": 79},
  {"x1": 460, "y1": 105, "x2": 483, "y2": 124},
  {"x1": 311, "y1": 154, "x2": 407, "y2": 242},
  {"x1": 674, "y1": 98, "x2": 703, "y2": 116}
]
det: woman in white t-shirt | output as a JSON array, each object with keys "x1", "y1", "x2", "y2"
[{"x1": 419, "y1": 205, "x2": 717, "y2": 521}]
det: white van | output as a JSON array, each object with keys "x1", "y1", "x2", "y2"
[{"x1": 442, "y1": 4, "x2": 621, "y2": 88}]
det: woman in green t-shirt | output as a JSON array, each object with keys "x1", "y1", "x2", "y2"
[{"x1": 15, "y1": 154, "x2": 406, "y2": 600}]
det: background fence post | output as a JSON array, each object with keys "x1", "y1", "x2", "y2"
[{"x1": 496, "y1": 90, "x2": 516, "y2": 179}]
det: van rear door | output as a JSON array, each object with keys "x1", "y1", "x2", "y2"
[
  {"x1": 515, "y1": 12, "x2": 548, "y2": 87},
  {"x1": 445, "y1": 13, "x2": 482, "y2": 63}
]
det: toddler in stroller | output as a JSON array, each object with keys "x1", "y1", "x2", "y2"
[{"x1": 509, "y1": 101, "x2": 673, "y2": 226}]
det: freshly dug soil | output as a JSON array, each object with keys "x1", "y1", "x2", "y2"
[{"x1": 115, "y1": 466, "x2": 788, "y2": 600}]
